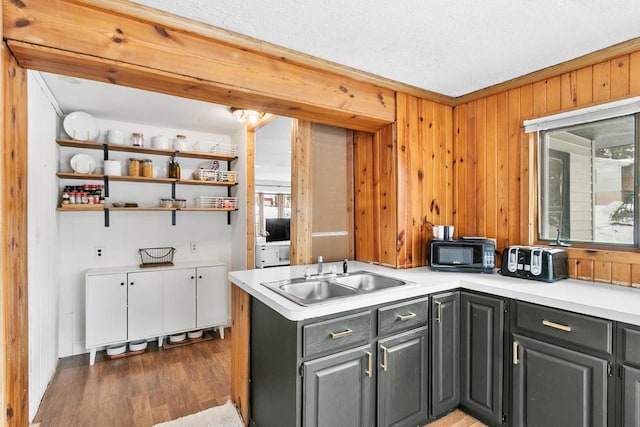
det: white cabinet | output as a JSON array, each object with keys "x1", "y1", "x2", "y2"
[
  {"x1": 85, "y1": 262, "x2": 227, "y2": 365},
  {"x1": 85, "y1": 273, "x2": 127, "y2": 347},
  {"x1": 196, "y1": 266, "x2": 227, "y2": 333},
  {"x1": 128, "y1": 271, "x2": 164, "y2": 341},
  {"x1": 163, "y1": 268, "x2": 197, "y2": 334}
]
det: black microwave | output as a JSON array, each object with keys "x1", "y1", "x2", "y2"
[{"x1": 429, "y1": 238, "x2": 495, "y2": 273}]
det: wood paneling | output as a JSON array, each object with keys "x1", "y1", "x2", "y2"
[
  {"x1": 455, "y1": 37, "x2": 640, "y2": 105},
  {"x1": 246, "y1": 130, "x2": 255, "y2": 271},
  {"x1": 353, "y1": 124, "x2": 397, "y2": 267},
  {"x1": 290, "y1": 119, "x2": 313, "y2": 266},
  {"x1": 3, "y1": 1, "x2": 396, "y2": 132},
  {"x1": 453, "y1": 51, "x2": 640, "y2": 285},
  {"x1": 393, "y1": 94, "x2": 459, "y2": 253},
  {"x1": 2, "y1": 44, "x2": 28, "y2": 427},
  {"x1": 231, "y1": 286, "x2": 250, "y2": 425},
  {"x1": 395, "y1": 94, "x2": 453, "y2": 268}
]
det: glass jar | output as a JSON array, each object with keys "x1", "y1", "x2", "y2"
[
  {"x1": 173, "y1": 134, "x2": 188, "y2": 151},
  {"x1": 131, "y1": 133, "x2": 144, "y2": 147},
  {"x1": 141, "y1": 159, "x2": 153, "y2": 178},
  {"x1": 128, "y1": 158, "x2": 140, "y2": 176}
]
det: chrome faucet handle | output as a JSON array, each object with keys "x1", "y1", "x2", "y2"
[{"x1": 343, "y1": 259, "x2": 348, "y2": 274}]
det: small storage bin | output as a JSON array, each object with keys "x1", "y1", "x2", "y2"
[{"x1": 138, "y1": 247, "x2": 176, "y2": 267}]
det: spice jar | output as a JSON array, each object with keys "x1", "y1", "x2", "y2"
[
  {"x1": 131, "y1": 133, "x2": 144, "y2": 147},
  {"x1": 128, "y1": 158, "x2": 140, "y2": 176},
  {"x1": 160, "y1": 198, "x2": 174, "y2": 208},
  {"x1": 141, "y1": 159, "x2": 153, "y2": 178}
]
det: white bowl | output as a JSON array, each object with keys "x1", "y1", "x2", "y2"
[
  {"x1": 106, "y1": 344, "x2": 126, "y2": 356},
  {"x1": 187, "y1": 330, "x2": 203, "y2": 339},
  {"x1": 107, "y1": 129, "x2": 125, "y2": 144},
  {"x1": 128, "y1": 340, "x2": 147, "y2": 352},
  {"x1": 169, "y1": 333, "x2": 186, "y2": 343}
]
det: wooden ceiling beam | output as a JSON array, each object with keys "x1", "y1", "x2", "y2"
[{"x1": 3, "y1": 0, "x2": 396, "y2": 131}]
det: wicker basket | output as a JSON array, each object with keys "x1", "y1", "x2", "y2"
[{"x1": 138, "y1": 247, "x2": 176, "y2": 268}]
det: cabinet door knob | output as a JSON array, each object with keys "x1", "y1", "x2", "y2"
[
  {"x1": 191, "y1": 276, "x2": 195, "y2": 280},
  {"x1": 130, "y1": 282, "x2": 134, "y2": 286},
  {"x1": 198, "y1": 275, "x2": 203, "y2": 279},
  {"x1": 120, "y1": 282, "x2": 125, "y2": 286}
]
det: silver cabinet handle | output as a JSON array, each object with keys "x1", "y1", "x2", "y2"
[
  {"x1": 542, "y1": 320, "x2": 572, "y2": 332},
  {"x1": 380, "y1": 345, "x2": 389, "y2": 371},
  {"x1": 365, "y1": 351, "x2": 373, "y2": 377},
  {"x1": 513, "y1": 341, "x2": 519, "y2": 365},
  {"x1": 435, "y1": 301, "x2": 442, "y2": 323},
  {"x1": 396, "y1": 312, "x2": 416, "y2": 321},
  {"x1": 330, "y1": 329, "x2": 353, "y2": 339}
]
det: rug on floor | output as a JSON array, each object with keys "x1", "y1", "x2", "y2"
[{"x1": 153, "y1": 401, "x2": 244, "y2": 427}]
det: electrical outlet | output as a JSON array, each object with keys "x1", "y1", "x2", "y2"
[
  {"x1": 190, "y1": 242, "x2": 198, "y2": 253},
  {"x1": 95, "y1": 247, "x2": 104, "y2": 257}
]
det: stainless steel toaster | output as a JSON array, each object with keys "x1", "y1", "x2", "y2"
[{"x1": 500, "y1": 246, "x2": 568, "y2": 282}]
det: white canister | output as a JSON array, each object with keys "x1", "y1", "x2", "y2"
[
  {"x1": 103, "y1": 160, "x2": 122, "y2": 176},
  {"x1": 106, "y1": 129, "x2": 124, "y2": 144},
  {"x1": 173, "y1": 135, "x2": 188, "y2": 151},
  {"x1": 151, "y1": 135, "x2": 169, "y2": 150}
]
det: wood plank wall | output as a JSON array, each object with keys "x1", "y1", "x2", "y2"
[
  {"x1": 396, "y1": 94, "x2": 454, "y2": 268},
  {"x1": 454, "y1": 51, "x2": 640, "y2": 287},
  {"x1": 354, "y1": 124, "x2": 397, "y2": 267},
  {"x1": 2, "y1": 44, "x2": 29, "y2": 427},
  {"x1": 354, "y1": 95, "x2": 453, "y2": 268}
]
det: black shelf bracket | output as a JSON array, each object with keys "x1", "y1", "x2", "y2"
[
  {"x1": 172, "y1": 210, "x2": 176, "y2": 226},
  {"x1": 104, "y1": 208, "x2": 110, "y2": 227},
  {"x1": 103, "y1": 175, "x2": 110, "y2": 198},
  {"x1": 171, "y1": 181, "x2": 176, "y2": 199},
  {"x1": 102, "y1": 143, "x2": 109, "y2": 161}
]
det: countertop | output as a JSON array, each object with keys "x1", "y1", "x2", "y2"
[{"x1": 228, "y1": 261, "x2": 640, "y2": 325}]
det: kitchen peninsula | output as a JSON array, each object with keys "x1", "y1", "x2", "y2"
[{"x1": 230, "y1": 261, "x2": 640, "y2": 426}]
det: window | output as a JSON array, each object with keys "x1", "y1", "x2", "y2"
[{"x1": 539, "y1": 114, "x2": 637, "y2": 246}]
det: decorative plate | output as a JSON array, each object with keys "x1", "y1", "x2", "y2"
[
  {"x1": 63, "y1": 111, "x2": 99, "y2": 141},
  {"x1": 70, "y1": 153, "x2": 96, "y2": 174}
]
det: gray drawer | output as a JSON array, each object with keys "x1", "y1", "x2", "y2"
[
  {"x1": 378, "y1": 297, "x2": 429, "y2": 336},
  {"x1": 622, "y1": 324, "x2": 640, "y2": 366},
  {"x1": 514, "y1": 301, "x2": 612, "y2": 354},
  {"x1": 303, "y1": 311, "x2": 372, "y2": 358}
]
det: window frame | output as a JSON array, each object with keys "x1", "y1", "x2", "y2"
[{"x1": 535, "y1": 113, "x2": 639, "y2": 250}]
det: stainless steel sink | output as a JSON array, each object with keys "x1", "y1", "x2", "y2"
[
  {"x1": 262, "y1": 271, "x2": 407, "y2": 306},
  {"x1": 335, "y1": 271, "x2": 407, "y2": 291}
]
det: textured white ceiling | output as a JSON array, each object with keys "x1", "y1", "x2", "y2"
[{"x1": 131, "y1": 0, "x2": 640, "y2": 97}]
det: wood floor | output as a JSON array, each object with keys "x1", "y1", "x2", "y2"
[
  {"x1": 33, "y1": 326, "x2": 483, "y2": 427},
  {"x1": 33, "y1": 329, "x2": 231, "y2": 427}
]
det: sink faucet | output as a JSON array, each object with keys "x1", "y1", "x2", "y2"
[{"x1": 317, "y1": 256, "x2": 323, "y2": 276}]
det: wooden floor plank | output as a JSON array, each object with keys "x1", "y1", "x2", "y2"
[
  {"x1": 35, "y1": 327, "x2": 483, "y2": 427},
  {"x1": 33, "y1": 329, "x2": 231, "y2": 427}
]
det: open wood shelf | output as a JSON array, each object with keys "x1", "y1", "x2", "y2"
[
  {"x1": 56, "y1": 138, "x2": 238, "y2": 162},
  {"x1": 57, "y1": 172, "x2": 237, "y2": 187},
  {"x1": 57, "y1": 206, "x2": 238, "y2": 212}
]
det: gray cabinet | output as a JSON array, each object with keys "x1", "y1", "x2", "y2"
[
  {"x1": 303, "y1": 344, "x2": 375, "y2": 427},
  {"x1": 430, "y1": 291, "x2": 460, "y2": 418},
  {"x1": 623, "y1": 366, "x2": 640, "y2": 427},
  {"x1": 511, "y1": 300, "x2": 614, "y2": 427},
  {"x1": 512, "y1": 334, "x2": 608, "y2": 426},
  {"x1": 250, "y1": 295, "x2": 429, "y2": 427},
  {"x1": 377, "y1": 326, "x2": 428, "y2": 427},
  {"x1": 619, "y1": 323, "x2": 640, "y2": 427},
  {"x1": 459, "y1": 291, "x2": 505, "y2": 425}
]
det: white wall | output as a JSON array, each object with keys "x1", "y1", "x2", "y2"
[
  {"x1": 27, "y1": 72, "x2": 61, "y2": 421},
  {"x1": 57, "y1": 119, "x2": 241, "y2": 356},
  {"x1": 230, "y1": 127, "x2": 248, "y2": 271}
]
